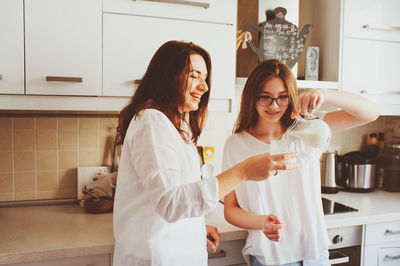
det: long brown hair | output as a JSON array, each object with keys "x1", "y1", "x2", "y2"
[
  {"x1": 234, "y1": 59, "x2": 298, "y2": 133},
  {"x1": 119, "y1": 41, "x2": 211, "y2": 144}
]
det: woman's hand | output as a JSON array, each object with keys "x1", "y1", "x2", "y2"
[
  {"x1": 291, "y1": 89, "x2": 325, "y2": 118},
  {"x1": 240, "y1": 152, "x2": 297, "y2": 182},
  {"x1": 206, "y1": 225, "x2": 220, "y2": 253},
  {"x1": 260, "y1": 214, "x2": 282, "y2": 242}
]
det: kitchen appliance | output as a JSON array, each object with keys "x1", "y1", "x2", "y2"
[
  {"x1": 321, "y1": 151, "x2": 339, "y2": 194},
  {"x1": 322, "y1": 198, "x2": 358, "y2": 215},
  {"x1": 336, "y1": 151, "x2": 377, "y2": 192},
  {"x1": 377, "y1": 143, "x2": 400, "y2": 192},
  {"x1": 322, "y1": 198, "x2": 360, "y2": 265},
  {"x1": 327, "y1": 225, "x2": 362, "y2": 265}
]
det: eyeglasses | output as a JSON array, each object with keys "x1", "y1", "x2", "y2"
[{"x1": 257, "y1": 95, "x2": 289, "y2": 107}]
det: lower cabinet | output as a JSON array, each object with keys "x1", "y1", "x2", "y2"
[
  {"x1": 208, "y1": 239, "x2": 246, "y2": 266},
  {"x1": 363, "y1": 220, "x2": 400, "y2": 266},
  {"x1": 6, "y1": 254, "x2": 111, "y2": 266}
]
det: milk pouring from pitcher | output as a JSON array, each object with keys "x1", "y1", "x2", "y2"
[{"x1": 284, "y1": 115, "x2": 331, "y2": 148}]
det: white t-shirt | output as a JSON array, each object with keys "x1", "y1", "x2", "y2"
[
  {"x1": 113, "y1": 109, "x2": 219, "y2": 266},
  {"x1": 222, "y1": 119, "x2": 331, "y2": 265}
]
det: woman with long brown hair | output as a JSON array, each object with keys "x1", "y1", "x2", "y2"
[
  {"x1": 223, "y1": 59, "x2": 380, "y2": 265},
  {"x1": 113, "y1": 42, "x2": 297, "y2": 266}
]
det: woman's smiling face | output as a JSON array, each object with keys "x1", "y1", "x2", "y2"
[
  {"x1": 256, "y1": 77, "x2": 289, "y2": 124},
  {"x1": 180, "y1": 53, "x2": 208, "y2": 113}
]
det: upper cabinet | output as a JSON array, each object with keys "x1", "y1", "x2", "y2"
[
  {"x1": 0, "y1": 0, "x2": 236, "y2": 112},
  {"x1": 0, "y1": 0, "x2": 24, "y2": 94},
  {"x1": 343, "y1": 0, "x2": 400, "y2": 43},
  {"x1": 103, "y1": 0, "x2": 235, "y2": 24},
  {"x1": 300, "y1": 0, "x2": 400, "y2": 115},
  {"x1": 24, "y1": 0, "x2": 102, "y2": 96},
  {"x1": 103, "y1": 0, "x2": 236, "y2": 103},
  {"x1": 341, "y1": 0, "x2": 400, "y2": 115}
]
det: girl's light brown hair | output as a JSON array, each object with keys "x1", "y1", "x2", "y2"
[
  {"x1": 119, "y1": 40, "x2": 212, "y2": 144},
  {"x1": 234, "y1": 59, "x2": 298, "y2": 133}
]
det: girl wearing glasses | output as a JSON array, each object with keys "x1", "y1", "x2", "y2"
[{"x1": 222, "y1": 59, "x2": 380, "y2": 266}]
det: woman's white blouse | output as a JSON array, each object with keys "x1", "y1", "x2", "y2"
[{"x1": 113, "y1": 109, "x2": 218, "y2": 266}]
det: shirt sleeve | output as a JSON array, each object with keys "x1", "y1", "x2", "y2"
[{"x1": 128, "y1": 110, "x2": 218, "y2": 222}]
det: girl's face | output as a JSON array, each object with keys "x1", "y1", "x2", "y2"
[
  {"x1": 256, "y1": 77, "x2": 289, "y2": 124},
  {"x1": 181, "y1": 54, "x2": 208, "y2": 113}
]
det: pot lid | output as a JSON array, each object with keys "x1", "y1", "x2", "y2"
[{"x1": 343, "y1": 151, "x2": 376, "y2": 164}]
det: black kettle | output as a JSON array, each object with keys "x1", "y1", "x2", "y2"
[{"x1": 336, "y1": 151, "x2": 377, "y2": 192}]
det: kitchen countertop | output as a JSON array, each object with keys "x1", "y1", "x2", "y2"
[
  {"x1": 205, "y1": 190, "x2": 400, "y2": 241},
  {"x1": 0, "y1": 204, "x2": 114, "y2": 265},
  {"x1": 1, "y1": 190, "x2": 399, "y2": 265}
]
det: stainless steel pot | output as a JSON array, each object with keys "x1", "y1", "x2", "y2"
[
  {"x1": 321, "y1": 152, "x2": 339, "y2": 194},
  {"x1": 336, "y1": 151, "x2": 377, "y2": 192}
]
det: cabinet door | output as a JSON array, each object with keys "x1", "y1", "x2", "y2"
[
  {"x1": 25, "y1": 0, "x2": 102, "y2": 96},
  {"x1": 103, "y1": 0, "x2": 235, "y2": 25},
  {"x1": 208, "y1": 239, "x2": 246, "y2": 266},
  {"x1": 0, "y1": 0, "x2": 24, "y2": 94},
  {"x1": 103, "y1": 14, "x2": 235, "y2": 100},
  {"x1": 341, "y1": 38, "x2": 400, "y2": 94},
  {"x1": 365, "y1": 220, "x2": 400, "y2": 246},
  {"x1": 364, "y1": 245, "x2": 400, "y2": 266},
  {"x1": 343, "y1": 0, "x2": 400, "y2": 42}
]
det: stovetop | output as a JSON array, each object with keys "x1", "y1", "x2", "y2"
[{"x1": 322, "y1": 197, "x2": 358, "y2": 215}]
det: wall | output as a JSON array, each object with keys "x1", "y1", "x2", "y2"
[
  {"x1": 1, "y1": 111, "x2": 399, "y2": 203},
  {"x1": 0, "y1": 113, "x2": 119, "y2": 202}
]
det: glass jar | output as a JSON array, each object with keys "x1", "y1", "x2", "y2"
[{"x1": 377, "y1": 143, "x2": 400, "y2": 192}]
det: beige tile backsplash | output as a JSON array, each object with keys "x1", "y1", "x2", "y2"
[
  {"x1": 0, "y1": 111, "x2": 399, "y2": 203},
  {"x1": 0, "y1": 113, "x2": 119, "y2": 202}
]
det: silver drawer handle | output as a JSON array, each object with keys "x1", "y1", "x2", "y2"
[
  {"x1": 208, "y1": 249, "x2": 226, "y2": 259},
  {"x1": 46, "y1": 76, "x2": 83, "y2": 83},
  {"x1": 385, "y1": 229, "x2": 400, "y2": 235},
  {"x1": 362, "y1": 24, "x2": 400, "y2": 31},
  {"x1": 384, "y1": 254, "x2": 400, "y2": 261},
  {"x1": 360, "y1": 90, "x2": 400, "y2": 95},
  {"x1": 133, "y1": 0, "x2": 209, "y2": 9}
]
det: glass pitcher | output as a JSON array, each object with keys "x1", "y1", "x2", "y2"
[{"x1": 283, "y1": 114, "x2": 331, "y2": 148}]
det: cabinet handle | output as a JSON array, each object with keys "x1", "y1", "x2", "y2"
[
  {"x1": 362, "y1": 24, "x2": 400, "y2": 31},
  {"x1": 133, "y1": 0, "x2": 210, "y2": 9},
  {"x1": 46, "y1": 76, "x2": 83, "y2": 83},
  {"x1": 360, "y1": 90, "x2": 400, "y2": 95},
  {"x1": 384, "y1": 254, "x2": 400, "y2": 261},
  {"x1": 0, "y1": 74, "x2": 2, "y2": 80},
  {"x1": 133, "y1": 79, "x2": 141, "y2": 85},
  {"x1": 385, "y1": 229, "x2": 400, "y2": 235},
  {"x1": 208, "y1": 249, "x2": 226, "y2": 259}
]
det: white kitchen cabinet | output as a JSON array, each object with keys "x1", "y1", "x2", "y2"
[
  {"x1": 24, "y1": 0, "x2": 102, "y2": 96},
  {"x1": 341, "y1": 38, "x2": 400, "y2": 95},
  {"x1": 340, "y1": 0, "x2": 400, "y2": 115},
  {"x1": 0, "y1": 0, "x2": 24, "y2": 94},
  {"x1": 363, "y1": 220, "x2": 400, "y2": 266},
  {"x1": 103, "y1": 13, "x2": 235, "y2": 101},
  {"x1": 103, "y1": 0, "x2": 235, "y2": 25},
  {"x1": 5, "y1": 254, "x2": 111, "y2": 266},
  {"x1": 343, "y1": 0, "x2": 400, "y2": 43},
  {"x1": 208, "y1": 239, "x2": 246, "y2": 266}
]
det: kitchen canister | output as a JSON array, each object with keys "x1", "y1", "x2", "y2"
[{"x1": 377, "y1": 143, "x2": 400, "y2": 192}]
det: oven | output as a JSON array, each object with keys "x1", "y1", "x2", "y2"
[
  {"x1": 323, "y1": 197, "x2": 362, "y2": 265},
  {"x1": 327, "y1": 225, "x2": 362, "y2": 265}
]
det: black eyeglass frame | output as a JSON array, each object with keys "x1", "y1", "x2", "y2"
[{"x1": 257, "y1": 95, "x2": 290, "y2": 107}]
